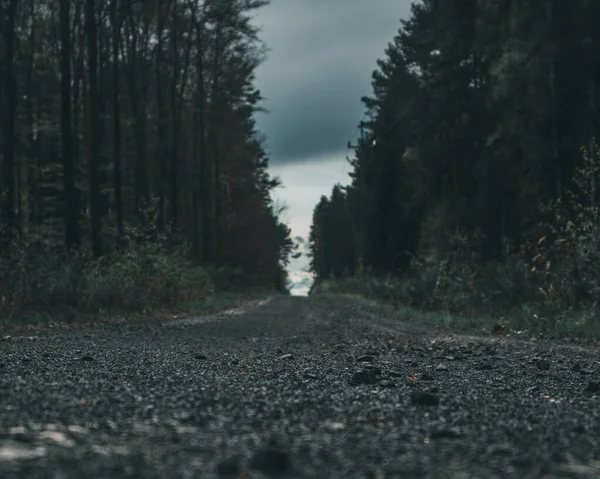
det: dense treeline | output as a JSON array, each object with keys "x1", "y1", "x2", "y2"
[
  {"x1": 0, "y1": 0, "x2": 292, "y2": 317},
  {"x1": 310, "y1": 0, "x2": 600, "y2": 321}
]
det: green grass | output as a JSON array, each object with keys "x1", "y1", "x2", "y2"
[
  {"x1": 313, "y1": 280, "x2": 600, "y2": 341},
  {"x1": 0, "y1": 234, "x2": 282, "y2": 334},
  {"x1": 0, "y1": 291, "x2": 276, "y2": 335}
]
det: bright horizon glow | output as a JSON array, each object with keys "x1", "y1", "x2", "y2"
[
  {"x1": 270, "y1": 150, "x2": 352, "y2": 240},
  {"x1": 270, "y1": 152, "x2": 353, "y2": 294}
]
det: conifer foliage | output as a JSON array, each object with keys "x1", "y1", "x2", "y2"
[{"x1": 310, "y1": 0, "x2": 600, "y2": 314}]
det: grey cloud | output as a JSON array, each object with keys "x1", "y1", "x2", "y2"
[{"x1": 254, "y1": 0, "x2": 413, "y2": 164}]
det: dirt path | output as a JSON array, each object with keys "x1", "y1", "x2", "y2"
[{"x1": 1, "y1": 295, "x2": 599, "y2": 478}]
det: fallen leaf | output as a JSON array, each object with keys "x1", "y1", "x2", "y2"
[{"x1": 492, "y1": 324, "x2": 505, "y2": 334}]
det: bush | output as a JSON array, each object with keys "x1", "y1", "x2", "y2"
[
  {"x1": 313, "y1": 230, "x2": 542, "y2": 318},
  {"x1": 309, "y1": 142, "x2": 600, "y2": 340},
  {"x1": 0, "y1": 229, "x2": 214, "y2": 318}
]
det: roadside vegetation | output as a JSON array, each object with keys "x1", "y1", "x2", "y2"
[
  {"x1": 0, "y1": 222, "x2": 277, "y2": 333},
  {"x1": 309, "y1": 1, "x2": 600, "y2": 340}
]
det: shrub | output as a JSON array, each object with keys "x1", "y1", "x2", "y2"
[
  {"x1": 527, "y1": 140, "x2": 600, "y2": 310},
  {"x1": 0, "y1": 229, "x2": 214, "y2": 318}
]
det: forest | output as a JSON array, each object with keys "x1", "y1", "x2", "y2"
[
  {"x1": 310, "y1": 0, "x2": 600, "y2": 333},
  {"x1": 0, "y1": 0, "x2": 294, "y2": 322}
]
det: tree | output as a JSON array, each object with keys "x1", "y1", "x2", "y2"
[
  {"x1": 85, "y1": 0, "x2": 102, "y2": 257},
  {"x1": 59, "y1": 0, "x2": 79, "y2": 248},
  {"x1": 0, "y1": 0, "x2": 291, "y2": 291},
  {"x1": 312, "y1": 0, "x2": 600, "y2": 288},
  {"x1": 1, "y1": 0, "x2": 18, "y2": 240},
  {"x1": 110, "y1": 0, "x2": 124, "y2": 236}
]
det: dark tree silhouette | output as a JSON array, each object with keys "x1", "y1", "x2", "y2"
[
  {"x1": 0, "y1": 0, "x2": 292, "y2": 315},
  {"x1": 311, "y1": 0, "x2": 600, "y2": 297}
]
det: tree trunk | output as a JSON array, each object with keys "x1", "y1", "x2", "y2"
[
  {"x1": 60, "y1": 0, "x2": 79, "y2": 249},
  {"x1": 191, "y1": 15, "x2": 206, "y2": 262},
  {"x1": 169, "y1": 0, "x2": 195, "y2": 230},
  {"x1": 155, "y1": 0, "x2": 168, "y2": 232},
  {"x1": 0, "y1": 2, "x2": 3, "y2": 143},
  {"x1": 205, "y1": 21, "x2": 222, "y2": 263},
  {"x1": 111, "y1": 0, "x2": 123, "y2": 236},
  {"x1": 169, "y1": 3, "x2": 180, "y2": 229},
  {"x1": 97, "y1": 17, "x2": 111, "y2": 220},
  {"x1": 73, "y1": 0, "x2": 84, "y2": 186},
  {"x1": 584, "y1": 0, "x2": 597, "y2": 211},
  {"x1": 1, "y1": 0, "x2": 18, "y2": 242},
  {"x1": 25, "y1": 0, "x2": 39, "y2": 229},
  {"x1": 85, "y1": 0, "x2": 103, "y2": 257},
  {"x1": 125, "y1": 11, "x2": 150, "y2": 217},
  {"x1": 546, "y1": 2, "x2": 561, "y2": 200}
]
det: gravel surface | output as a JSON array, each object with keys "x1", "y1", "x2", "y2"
[{"x1": 1, "y1": 294, "x2": 600, "y2": 479}]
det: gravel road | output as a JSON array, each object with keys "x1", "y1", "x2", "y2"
[{"x1": 1, "y1": 295, "x2": 600, "y2": 479}]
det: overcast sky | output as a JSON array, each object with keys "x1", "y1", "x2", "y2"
[{"x1": 253, "y1": 0, "x2": 414, "y2": 271}]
